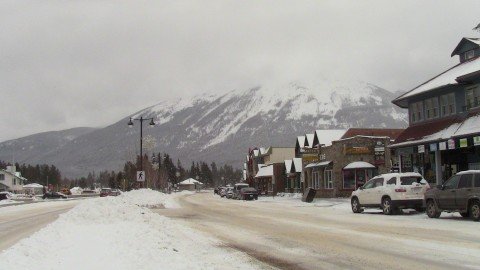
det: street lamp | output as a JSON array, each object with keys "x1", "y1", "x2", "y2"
[{"x1": 128, "y1": 116, "x2": 156, "y2": 188}]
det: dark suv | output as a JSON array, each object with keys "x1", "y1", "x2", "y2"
[{"x1": 424, "y1": 170, "x2": 480, "y2": 221}]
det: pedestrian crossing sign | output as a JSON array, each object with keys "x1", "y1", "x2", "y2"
[{"x1": 137, "y1": 171, "x2": 145, "y2": 182}]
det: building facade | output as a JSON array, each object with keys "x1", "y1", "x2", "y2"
[
  {"x1": 391, "y1": 37, "x2": 480, "y2": 185},
  {"x1": 0, "y1": 166, "x2": 27, "y2": 193}
]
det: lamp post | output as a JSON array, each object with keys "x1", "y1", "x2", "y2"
[{"x1": 128, "y1": 116, "x2": 155, "y2": 188}]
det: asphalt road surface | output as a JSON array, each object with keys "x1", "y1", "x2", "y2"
[
  {"x1": 0, "y1": 200, "x2": 78, "y2": 251},
  {"x1": 156, "y1": 192, "x2": 480, "y2": 270}
]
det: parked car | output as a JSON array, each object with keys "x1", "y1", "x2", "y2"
[
  {"x1": 214, "y1": 187, "x2": 219, "y2": 195},
  {"x1": 61, "y1": 188, "x2": 72, "y2": 195},
  {"x1": 110, "y1": 189, "x2": 121, "y2": 196},
  {"x1": 42, "y1": 191, "x2": 67, "y2": 199},
  {"x1": 233, "y1": 183, "x2": 249, "y2": 199},
  {"x1": 226, "y1": 187, "x2": 234, "y2": 199},
  {"x1": 0, "y1": 191, "x2": 12, "y2": 200},
  {"x1": 100, "y1": 188, "x2": 112, "y2": 197},
  {"x1": 239, "y1": 187, "x2": 258, "y2": 200},
  {"x1": 219, "y1": 187, "x2": 227, "y2": 197},
  {"x1": 350, "y1": 172, "x2": 429, "y2": 215},
  {"x1": 424, "y1": 170, "x2": 480, "y2": 221}
]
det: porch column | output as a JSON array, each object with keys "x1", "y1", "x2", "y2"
[
  {"x1": 398, "y1": 153, "x2": 402, "y2": 173},
  {"x1": 435, "y1": 149, "x2": 442, "y2": 185}
]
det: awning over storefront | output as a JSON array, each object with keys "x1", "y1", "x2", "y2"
[
  {"x1": 343, "y1": 161, "x2": 375, "y2": 170},
  {"x1": 305, "y1": 161, "x2": 332, "y2": 168},
  {"x1": 391, "y1": 112, "x2": 480, "y2": 148},
  {"x1": 255, "y1": 164, "x2": 273, "y2": 178}
]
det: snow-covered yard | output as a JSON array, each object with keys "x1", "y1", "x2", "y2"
[{"x1": 0, "y1": 189, "x2": 267, "y2": 270}]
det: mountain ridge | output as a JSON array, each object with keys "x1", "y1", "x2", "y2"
[{"x1": 0, "y1": 80, "x2": 407, "y2": 178}]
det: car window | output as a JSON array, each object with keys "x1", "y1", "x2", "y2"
[
  {"x1": 374, "y1": 178, "x2": 384, "y2": 187},
  {"x1": 363, "y1": 179, "x2": 376, "y2": 189},
  {"x1": 400, "y1": 176, "x2": 423, "y2": 185},
  {"x1": 386, "y1": 177, "x2": 396, "y2": 185},
  {"x1": 458, "y1": 175, "x2": 473, "y2": 188},
  {"x1": 475, "y1": 174, "x2": 480, "y2": 188},
  {"x1": 444, "y1": 175, "x2": 460, "y2": 189}
]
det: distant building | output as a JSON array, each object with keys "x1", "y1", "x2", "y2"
[
  {"x1": 391, "y1": 37, "x2": 480, "y2": 185},
  {"x1": 247, "y1": 146, "x2": 295, "y2": 195},
  {"x1": 303, "y1": 128, "x2": 402, "y2": 197},
  {"x1": 0, "y1": 166, "x2": 27, "y2": 193}
]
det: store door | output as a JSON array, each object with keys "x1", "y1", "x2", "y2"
[{"x1": 356, "y1": 169, "x2": 366, "y2": 189}]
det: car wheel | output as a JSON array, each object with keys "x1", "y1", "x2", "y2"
[
  {"x1": 470, "y1": 201, "x2": 480, "y2": 222},
  {"x1": 382, "y1": 197, "x2": 393, "y2": 215},
  {"x1": 426, "y1": 200, "x2": 441, "y2": 218},
  {"x1": 351, "y1": 197, "x2": 363, "y2": 213}
]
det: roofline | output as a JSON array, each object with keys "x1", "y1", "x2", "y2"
[
  {"x1": 451, "y1": 37, "x2": 479, "y2": 57},
  {"x1": 392, "y1": 62, "x2": 463, "y2": 107}
]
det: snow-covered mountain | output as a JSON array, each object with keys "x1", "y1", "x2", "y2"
[{"x1": 0, "y1": 80, "x2": 407, "y2": 178}]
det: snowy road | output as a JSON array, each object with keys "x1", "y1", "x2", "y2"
[
  {"x1": 0, "y1": 200, "x2": 79, "y2": 251},
  {"x1": 156, "y1": 192, "x2": 480, "y2": 270}
]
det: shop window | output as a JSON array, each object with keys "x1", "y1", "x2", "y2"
[
  {"x1": 425, "y1": 97, "x2": 439, "y2": 119},
  {"x1": 409, "y1": 101, "x2": 424, "y2": 123},
  {"x1": 466, "y1": 85, "x2": 480, "y2": 109},
  {"x1": 0, "y1": 174, "x2": 4, "y2": 181},
  {"x1": 324, "y1": 170, "x2": 333, "y2": 189},
  {"x1": 13, "y1": 178, "x2": 16, "y2": 185},
  {"x1": 312, "y1": 171, "x2": 320, "y2": 189},
  {"x1": 440, "y1": 93, "x2": 455, "y2": 116},
  {"x1": 343, "y1": 170, "x2": 356, "y2": 189}
]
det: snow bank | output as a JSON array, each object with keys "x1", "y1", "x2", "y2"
[{"x1": 0, "y1": 189, "x2": 262, "y2": 270}]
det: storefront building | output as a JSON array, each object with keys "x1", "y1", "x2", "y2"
[{"x1": 391, "y1": 37, "x2": 480, "y2": 185}]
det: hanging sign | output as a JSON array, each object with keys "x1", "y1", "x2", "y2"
[
  {"x1": 447, "y1": 139, "x2": 455, "y2": 149},
  {"x1": 439, "y1": 141, "x2": 447, "y2": 151},
  {"x1": 430, "y1": 143, "x2": 438, "y2": 151},
  {"x1": 474, "y1": 136, "x2": 480, "y2": 146},
  {"x1": 418, "y1": 145, "x2": 425, "y2": 153},
  {"x1": 460, "y1": 138, "x2": 468, "y2": 148}
]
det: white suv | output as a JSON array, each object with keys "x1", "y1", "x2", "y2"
[{"x1": 350, "y1": 172, "x2": 430, "y2": 215}]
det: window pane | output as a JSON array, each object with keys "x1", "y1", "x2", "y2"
[
  {"x1": 458, "y1": 175, "x2": 473, "y2": 188},
  {"x1": 445, "y1": 175, "x2": 460, "y2": 189},
  {"x1": 386, "y1": 177, "x2": 396, "y2": 185},
  {"x1": 474, "y1": 174, "x2": 480, "y2": 187},
  {"x1": 400, "y1": 176, "x2": 423, "y2": 185}
]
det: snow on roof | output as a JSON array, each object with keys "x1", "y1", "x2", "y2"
[
  {"x1": 253, "y1": 149, "x2": 260, "y2": 157},
  {"x1": 314, "y1": 129, "x2": 347, "y2": 146},
  {"x1": 23, "y1": 183, "x2": 43, "y2": 188},
  {"x1": 391, "y1": 113, "x2": 480, "y2": 148},
  {"x1": 293, "y1": 158, "x2": 303, "y2": 173},
  {"x1": 343, "y1": 161, "x2": 375, "y2": 170},
  {"x1": 305, "y1": 133, "x2": 314, "y2": 148},
  {"x1": 260, "y1": 147, "x2": 268, "y2": 155},
  {"x1": 255, "y1": 164, "x2": 273, "y2": 178},
  {"x1": 284, "y1": 160, "x2": 293, "y2": 174},
  {"x1": 457, "y1": 170, "x2": 480, "y2": 175},
  {"x1": 178, "y1": 178, "x2": 203, "y2": 185},
  {"x1": 305, "y1": 161, "x2": 332, "y2": 168},
  {"x1": 394, "y1": 57, "x2": 480, "y2": 102},
  {"x1": 297, "y1": 136, "x2": 305, "y2": 148}
]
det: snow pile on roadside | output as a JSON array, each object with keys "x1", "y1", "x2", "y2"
[
  {"x1": 116, "y1": 189, "x2": 192, "y2": 208},
  {"x1": 0, "y1": 190, "x2": 262, "y2": 270},
  {"x1": 0, "y1": 199, "x2": 21, "y2": 206}
]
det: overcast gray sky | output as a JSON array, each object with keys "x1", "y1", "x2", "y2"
[{"x1": 0, "y1": 0, "x2": 479, "y2": 141}]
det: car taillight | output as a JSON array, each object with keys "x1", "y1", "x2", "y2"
[{"x1": 395, "y1": 188, "x2": 406, "y2": 192}]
